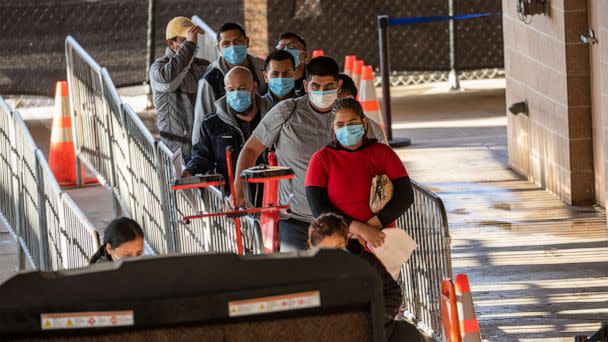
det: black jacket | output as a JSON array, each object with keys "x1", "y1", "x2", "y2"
[{"x1": 185, "y1": 94, "x2": 272, "y2": 182}]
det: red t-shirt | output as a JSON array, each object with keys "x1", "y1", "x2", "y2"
[{"x1": 305, "y1": 142, "x2": 408, "y2": 222}]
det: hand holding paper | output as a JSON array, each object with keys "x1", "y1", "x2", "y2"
[{"x1": 367, "y1": 228, "x2": 417, "y2": 281}]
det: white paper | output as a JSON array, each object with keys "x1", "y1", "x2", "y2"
[
  {"x1": 170, "y1": 149, "x2": 199, "y2": 212},
  {"x1": 368, "y1": 228, "x2": 417, "y2": 281}
]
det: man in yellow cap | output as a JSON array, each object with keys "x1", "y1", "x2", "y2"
[{"x1": 150, "y1": 16, "x2": 209, "y2": 161}]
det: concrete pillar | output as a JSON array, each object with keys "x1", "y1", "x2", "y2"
[
  {"x1": 503, "y1": 0, "x2": 595, "y2": 205},
  {"x1": 243, "y1": 0, "x2": 269, "y2": 57}
]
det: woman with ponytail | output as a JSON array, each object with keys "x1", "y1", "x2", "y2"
[{"x1": 89, "y1": 217, "x2": 145, "y2": 265}]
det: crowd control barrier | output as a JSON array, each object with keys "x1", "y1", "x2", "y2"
[{"x1": 0, "y1": 96, "x2": 100, "y2": 272}]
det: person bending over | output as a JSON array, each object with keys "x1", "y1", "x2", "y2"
[{"x1": 89, "y1": 217, "x2": 144, "y2": 264}]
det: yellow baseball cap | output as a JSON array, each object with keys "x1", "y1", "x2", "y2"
[{"x1": 166, "y1": 17, "x2": 193, "y2": 40}]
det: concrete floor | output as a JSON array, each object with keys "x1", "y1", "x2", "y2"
[
  {"x1": 2, "y1": 80, "x2": 607, "y2": 340},
  {"x1": 391, "y1": 80, "x2": 608, "y2": 341}
]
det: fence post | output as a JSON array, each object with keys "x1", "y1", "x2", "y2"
[
  {"x1": 448, "y1": 0, "x2": 461, "y2": 90},
  {"x1": 65, "y1": 43, "x2": 84, "y2": 187},
  {"x1": 145, "y1": 0, "x2": 156, "y2": 109},
  {"x1": 377, "y1": 15, "x2": 411, "y2": 148},
  {"x1": 34, "y1": 151, "x2": 49, "y2": 271}
]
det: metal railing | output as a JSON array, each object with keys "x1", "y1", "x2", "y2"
[
  {"x1": 0, "y1": 96, "x2": 100, "y2": 272},
  {"x1": 398, "y1": 180, "x2": 451, "y2": 339},
  {"x1": 66, "y1": 35, "x2": 263, "y2": 258}
]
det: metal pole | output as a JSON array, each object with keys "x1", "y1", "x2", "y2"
[
  {"x1": 144, "y1": 0, "x2": 156, "y2": 109},
  {"x1": 377, "y1": 15, "x2": 411, "y2": 147},
  {"x1": 448, "y1": 0, "x2": 460, "y2": 90}
]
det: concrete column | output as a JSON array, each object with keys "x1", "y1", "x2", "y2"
[
  {"x1": 243, "y1": 0, "x2": 269, "y2": 57},
  {"x1": 503, "y1": 0, "x2": 595, "y2": 205}
]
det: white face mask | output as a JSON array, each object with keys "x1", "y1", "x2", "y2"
[{"x1": 309, "y1": 89, "x2": 338, "y2": 110}]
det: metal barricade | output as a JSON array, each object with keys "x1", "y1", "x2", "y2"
[
  {"x1": 123, "y1": 104, "x2": 171, "y2": 255},
  {"x1": 35, "y1": 150, "x2": 64, "y2": 271},
  {"x1": 101, "y1": 68, "x2": 132, "y2": 216},
  {"x1": 397, "y1": 180, "x2": 452, "y2": 339},
  {"x1": 157, "y1": 141, "x2": 263, "y2": 255},
  {"x1": 191, "y1": 15, "x2": 219, "y2": 63},
  {"x1": 60, "y1": 193, "x2": 100, "y2": 269},
  {"x1": 0, "y1": 95, "x2": 101, "y2": 272},
  {"x1": 13, "y1": 112, "x2": 44, "y2": 269},
  {"x1": 0, "y1": 99, "x2": 18, "y2": 245},
  {"x1": 65, "y1": 36, "x2": 115, "y2": 188}
]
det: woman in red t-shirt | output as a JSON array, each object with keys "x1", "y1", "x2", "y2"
[{"x1": 305, "y1": 98, "x2": 414, "y2": 248}]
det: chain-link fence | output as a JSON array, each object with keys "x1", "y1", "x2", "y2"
[
  {"x1": 266, "y1": 0, "x2": 502, "y2": 72},
  {"x1": 1, "y1": 0, "x2": 501, "y2": 96},
  {"x1": 0, "y1": 0, "x2": 242, "y2": 97}
]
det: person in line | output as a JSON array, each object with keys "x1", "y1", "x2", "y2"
[
  {"x1": 233, "y1": 56, "x2": 383, "y2": 252},
  {"x1": 89, "y1": 217, "x2": 144, "y2": 264},
  {"x1": 184, "y1": 67, "x2": 272, "y2": 187},
  {"x1": 307, "y1": 213, "x2": 431, "y2": 342},
  {"x1": 262, "y1": 50, "x2": 297, "y2": 107},
  {"x1": 305, "y1": 98, "x2": 414, "y2": 248},
  {"x1": 276, "y1": 32, "x2": 308, "y2": 97},
  {"x1": 338, "y1": 73, "x2": 388, "y2": 143},
  {"x1": 150, "y1": 17, "x2": 209, "y2": 161},
  {"x1": 193, "y1": 22, "x2": 266, "y2": 145}
]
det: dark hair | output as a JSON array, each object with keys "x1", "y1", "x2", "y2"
[
  {"x1": 278, "y1": 31, "x2": 307, "y2": 50},
  {"x1": 332, "y1": 97, "x2": 365, "y2": 118},
  {"x1": 89, "y1": 217, "x2": 144, "y2": 264},
  {"x1": 337, "y1": 74, "x2": 357, "y2": 98},
  {"x1": 308, "y1": 213, "x2": 349, "y2": 248},
  {"x1": 216, "y1": 22, "x2": 247, "y2": 42},
  {"x1": 264, "y1": 50, "x2": 295, "y2": 71},
  {"x1": 305, "y1": 56, "x2": 339, "y2": 81}
]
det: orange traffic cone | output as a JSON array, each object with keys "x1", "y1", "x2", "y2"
[
  {"x1": 351, "y1": 60, "x2": 364, "y2": 93},
  {"x1": 312, "y1": 50, "x2": 325, "y2": 58},
  {"x1": 454, "y1": 274, "x2": 482, "y2": 342},
  {"x1": 343, "y1": 55, "x2": 356, "y2": 78},
  {"x1": 359, "y1": 65, "x2": 387, "y2": 141},
  {"x1": 441, "y1": 279, "x2": 462, "y2": 342},
  {"x1": 48, "y1": 81, "x2": 97, "y2": 187}
]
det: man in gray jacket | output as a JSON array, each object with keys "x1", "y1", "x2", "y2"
[
  {"x1": 150, "y1": 16, "x2": 209, "y2": 160},
  {"x1": 192, "y1": 22, "x2": 267, "y2": 145}
]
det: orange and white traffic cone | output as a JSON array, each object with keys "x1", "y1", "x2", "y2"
[
  {"x1": 312, "y1": 50, "x2": 324, "y2": 58},
  {"x1": 351, "y1": 60, "x2": 364, "y2": 93},
  {"x1": 48, "y1": 81, "x2": 97, "y2": 187},
  {"x1": 343, "y1": 55, "x2": 356, "y2": 78},
  {"x1": 441, "y1": 278, "x2": 462, "y2": 342},
  {"x1": 454, "y1": 274, "x2": 482, "y2": 342},
  {"x1": 359, "y1": 65, "x2": 387, "y2": 141}
]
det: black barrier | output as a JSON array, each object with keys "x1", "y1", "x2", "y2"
[{"x1": 0, "y1": 250, "x2": 386, "y2": 341}]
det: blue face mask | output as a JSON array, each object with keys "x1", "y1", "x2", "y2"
[
  {"x1": 226, "y1": 90, "x2": 252, "y2": 113},
  {"x1": 282, "y1": 47, "x2": 301, "y2": 67},
  {"x1": 336, "y1": 124, "x2": 365, "y2": 147},
  {"x1": 222, "y1": 44, "x2": 248, "y2": 65},
  {"x1": 268, "y1": 77, "x2": 295, "y2": 97}
]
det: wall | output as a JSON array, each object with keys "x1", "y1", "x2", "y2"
[
  {"x1": 589, "y1": 0, "x2": 608, "y2": 208},
  {"x1": 503, "y1": 0, "x2": 595, "y2": 205}
]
